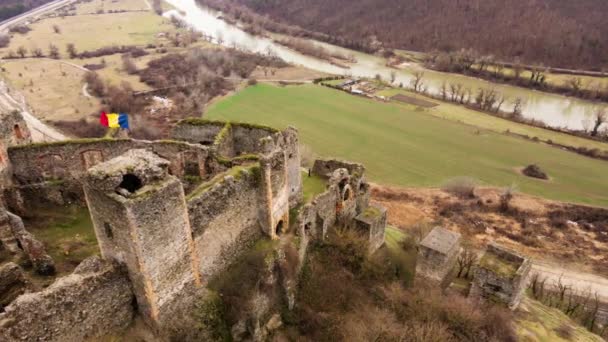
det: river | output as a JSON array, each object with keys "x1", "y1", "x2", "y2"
[{"x1": 165, "y1": 0, "x2": 603, "y2": 131}]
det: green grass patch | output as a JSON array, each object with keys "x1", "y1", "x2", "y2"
[
  {"x1": 516, "y1": 297, "x2": 604, "y2": 342},
  {"x1": 478, "y1": 252, "x2": 520, "y2": 279},
  {"x1": 206, "y1": 84, "x2": 608, "y2": 207},
  {"x1": 301, "y1": 170, "x2": 326, "y2": 203},
  {"x1": 384, "y1": 226, "x2": 416, "y2": 286},
  {"x1": 24, "y1": 205, "x2": 99, "y2": 275}
]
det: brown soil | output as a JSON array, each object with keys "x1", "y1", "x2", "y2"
[{"x1": 371, "y1": 185, "x2": 608, "y2": 276}]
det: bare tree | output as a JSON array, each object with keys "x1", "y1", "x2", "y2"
[
  {"x1": 122, "y1": 54, "x2": 138, "y2": 74},
  {"x1": 512, "y1": 97, "x2": 525, "y2": 117},
  {"x1": 48, "y1": 44, "x2": 60, "y2": 59},
  {"x1": 440, "y1": 81, "x2": 447, "y2": 100},
  {"x1": 66, "y1": 43, "x2": 77, "y2": 58},
  {"x1": 32, "y1": 47, "x2": 43, "y2": 58},
  {"x1": 456, "y1": 248, "x2": 477, "y2": 279},
  {"x1": 16, "y1": 46, "x2": 27, "y2": 58},
  {"x1": 591, "y1": 108, "x2": 607, "y2": 137},
  {"x1": 499, "y1": 184, "x2": 517, "y2": 212},
  {"x1": 152, "y1": 0, "x2": 163, "y2": 15},
  {"x1": 410, "y1": 71, "x2": 425, "y2": 93},
  {"x1": 566, "y1": 77, "x2": 583, "y2": 95},
  {"x1": 389, "y1": 71, "x2": 396, "y2": 84},
  {"x1": 0, "y1": 34, "x2": 10, "y2": 48},
  {"x1": 52, "y1": 24, "x2": 61, "y2": 34}
]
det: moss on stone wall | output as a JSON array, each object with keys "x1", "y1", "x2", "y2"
[
  {"x1": 187, "y1": 163, "x2": 261, "y2": 200},
  {"x1": 177, "y1": 118, "x2": 279, "y2": 133},
  {"x1": 8, "y1": 138, "x2": 129, "y2": 151},
  {"x1": 213, "y1": 123, "x2": 232, "y2": 149},
  {"x1": 478, "y1": 252, "x2": 520, "y2": 279},
  {"x1": 361, "y1": 206, "x2": 382, "y2": 219}
]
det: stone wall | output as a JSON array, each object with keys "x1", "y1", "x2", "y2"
[
  {"x1": 0, "y1": 110, "x2": 31, "y2": 186},
  {"x1": 469, "y1": 243, "x2": 531, "y2": 310},
  {"x1": 416, "y1": 227, "x2": 461, "y2": 286},
  {"x1": 187, "y1": 165, "x2": 264, "y2": 282},
  {"x1": 6, "y1": 139, "x2": 212, "y2": 211},
  {"x1": 296, "y1": 161, "x2": 382, "y2": 250},
  {"x1": 171, "y1": 119, "x2": 225, "y2": 146},
  {"x1": 0, "y1": 256, "x2": 134, "y2": 342}
]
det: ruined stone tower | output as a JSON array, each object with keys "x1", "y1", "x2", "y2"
[{"x1": 83, "y1": 149, "x2": 201, "y2": 329}]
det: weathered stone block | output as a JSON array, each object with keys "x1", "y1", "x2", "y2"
[
  {"x1": 468, "y1": 243, "x2": 531, "y2": 310},
  {"x1": 354, "y1": 204, "x2": 387, "y2": 253},
  {"x1": 416, "y1": 227, "x2": 461, "y2": 285},
  {"x1": 0, "y1": 256, "x2": 134, "y2": 342},
  {"x1": 0, "y1": 262, "x2": 26, "y2": 309}
]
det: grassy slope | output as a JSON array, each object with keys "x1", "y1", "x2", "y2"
[
  {"x1": 207, "y1": 84, "x2": 608, "y2": 207},
  {"x1": 516, "y1": 297, "x2": 604, "y2": 342}
]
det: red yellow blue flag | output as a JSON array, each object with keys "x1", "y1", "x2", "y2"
[{"x1": 100, "y1": 112, "x2": 129, "y2": 129}]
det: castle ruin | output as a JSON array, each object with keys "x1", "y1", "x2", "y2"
[{"x1": 0, "y1": 113, "x2": 387, "y2": 340}]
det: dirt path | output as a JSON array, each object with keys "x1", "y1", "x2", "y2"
[{"x1": 532, "y1": 262, "x2": 608, "y2": 301}]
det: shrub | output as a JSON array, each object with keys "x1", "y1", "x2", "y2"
[
  {"x1": 247, "y1": 78, "x2": 257, "y2": 85},
  {"x1": 522, "y1": 164, "x2": 548, "y2": 180},
  {"x1": 0, "y1": 34, "x2": 10, "y2": 48},
  {"x1": 9, "y1": 25, "x2": 31, "y2": 34},
  {"x1": 442, "y1": 177, "x2": 478, "y2": 198}
]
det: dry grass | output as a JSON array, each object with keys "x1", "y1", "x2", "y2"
[
  {"x1": 371, "y1": 185, "x2": 608, "y2": 275},
  {"x1": 1, "y1": 58, "x2": 100, "y2": 122}
]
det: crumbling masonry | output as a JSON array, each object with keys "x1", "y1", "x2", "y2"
[{"x1": 0, "y1": 115, "x2": 386, "y2": 340}]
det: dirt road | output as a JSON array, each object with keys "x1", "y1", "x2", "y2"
[{"x1": 0, "y1": 0, "x2": 74, "y2": 32}]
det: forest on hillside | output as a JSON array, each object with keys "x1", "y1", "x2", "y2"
[
  {"x1": 207, "y1": 0, "x2": 608, "y2": 70},
  {"x1": 0, "y1": 0, "x2": 54, "y2": 22}
]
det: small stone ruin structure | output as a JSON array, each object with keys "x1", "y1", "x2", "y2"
[
  {"x1": 0, "y1": 114, "x2": 387, "y2": 341},
  {"x1": 416, "y1": 226, "x2": 461, "y2": 285},
  {"x1": 468, "y1": 243, "x2": 532, "y2": 310}
]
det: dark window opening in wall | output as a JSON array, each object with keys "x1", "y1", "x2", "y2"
[
  {"x1": 276, "y1": 220, "x2": 285, "y2": 236},
  {"x1": 288, "y1": 153, "x2": 293, "y2": 159},
  {"x1": 119, "y1": 174, "x2": 143, "y2": 193},
  {"x1": 104, "y1": 222, "x2": 114, "y2": 240},
  {"x1": 304, "y1": 222, "x2": 311, "y2": 234},
  {"x1": 199, "y1": 141, "x2": 213, "y2": 146},
  {"x1": 338, "y1": 179, "x2": 347, "y2": 192},
  {"x1": 343, "y1": 188, "x2": 351, "y2": 201},
  {"x1": 359, "y1": 182, "x2": 366, "y2": 193},
  {"x1": 13, "y1": 124, "x2": 23, "y2": 139}
]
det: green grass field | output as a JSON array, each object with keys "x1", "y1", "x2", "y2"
[{"x1": 206, "y1": 84, "x2": 608, "y2": 207}]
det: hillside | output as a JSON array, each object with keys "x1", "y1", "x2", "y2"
[
  {"x1": 210, "y1": 0, "x2": 608, "y2": 70},
  {"x1": 0, "y1": 0, "x2": 54, "y2": 21}
]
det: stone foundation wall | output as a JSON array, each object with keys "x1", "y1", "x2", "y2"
[
  {"x1": 0, "y1": 110, "x2": 31, "y2": 187},
  {"x1": 187, "y1": 166, "x2": 263, "y2": 282},
  {"x1": 0, "y1": 256, "x2": 134, "y2": 342},
  {"x1": 6, "y1": 139, "x2": 212, "y2": 210}
]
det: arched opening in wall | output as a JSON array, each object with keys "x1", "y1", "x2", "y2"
[
  {"x1": 343, "y1": 187, "x2": 351, "y2": 201},
  {"x1": 104, "y1": 222, "x2": 114, "y2": 240},
  {"x1": 275, "y1": 220, "x2": 285, "y2": 236},
  {"x1": 13, "y1": 124, "x2": 24, "y2": 140},
  {"x1": 119, "y1": 174, "x2": 143, "y2": 193},
  {"x1": 359, "y1": 182, "x2": 367, "y2": 194}
]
